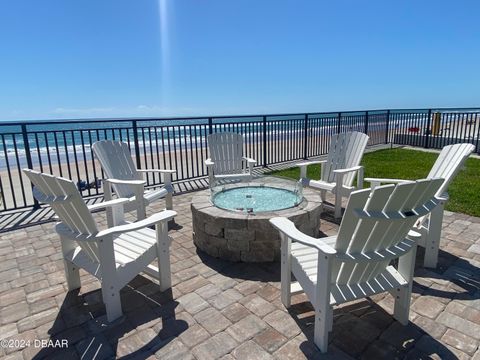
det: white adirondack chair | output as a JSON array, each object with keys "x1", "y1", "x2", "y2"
[
  {"x1": 298, "y1": 131, "x2": 369, "y2": 218},
  {"x1": 365, "y1": 143, "x2": 475, "y2": 268},
  {"x1": 92, "y1": 140, "x2": 175, "y2": 225},
  {"x1": 270, "y1": 178, "x2": 443, "y2": 353},
  {"x1": 23, "y1": 169, "x2": 176, "y2": 322},
  {"x1": 205, "y1": 132, "x2": 256, "y2": 186}
]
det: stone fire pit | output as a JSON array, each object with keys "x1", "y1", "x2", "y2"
[{"x1": 191, "y1": 176, "x2": 322, "y2": 262}]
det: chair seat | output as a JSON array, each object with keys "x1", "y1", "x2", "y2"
[
  {"x1": 113, "y1": 227, "x2": 157, "y2": 265},
  {"x1": 66, "y1": 226, "x2": 159, "y2": 280},
  {"x1": 291, "y1": 242, "x2": 408, "y2": 307}
]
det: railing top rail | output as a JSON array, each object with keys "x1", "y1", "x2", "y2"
[{"x1": 1, "y1": 107, "x2": 480, "y2": 126}]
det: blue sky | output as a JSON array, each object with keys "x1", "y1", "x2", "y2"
[{"x1": 0, "y1": 0, "x2": 479, "y2": 121}]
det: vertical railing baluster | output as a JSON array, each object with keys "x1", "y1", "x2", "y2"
[
  {"x1": 303, "y1": 114, "x2": 308, "y2": 159},
  {"x1": 262, "y1": 116, "x2": 267, "y2": 167},
  {"x1": 34, "y1": 133, "x2": 43, "y2": 172},
  {"x1": 13, "y1": 134, "x2": 28, "y2": 207},
  {"x1": 425, "y1": 109, "x2": 432, "y2": 149},
  {"x1": 364, "y1": 111, "x2": 369, "y2": 135},
  {"x1": 475, "y1": 112, "x2": 480, "y2": 153},
  {"x1": 208, "y1": 117, "x2": 213, "y2": 135},
  {"x1": 22, "y1": 124, "x2": 39, "y2": 208},
  {"x1": 385, "y1": 110, "x2": 390, "y2": 144},
  {"x1": 132, "y1": 120, "x2": 141, "y2": 169},
  {"x1": 2, "y1": 134, "x2": 17, "y2": 209}
]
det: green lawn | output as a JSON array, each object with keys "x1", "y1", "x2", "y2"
[{"x1": 268, "y1": 148, "x2": 480, "y2": 217}]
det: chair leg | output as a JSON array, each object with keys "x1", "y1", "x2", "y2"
[
  {"x1": 334, "y1": 190, "x2": 342, "y2": 219},
  {"x1": 320, "y1": 190, "x2": 326, "y2": 203},
  {"x1": 164, "y1": 173, "x2": 174, "y2": 211},
  {"x1": 104, "y1": 184, "x2": 114, "y2": 228},
  {"x1": 394, "y1": 245, "x2": 417, "y2": 325},
  {"x1": 135, "y1": 200, "x2": 147, "y2": 221},
  {"x1": 133, "y1": 184, "x2": 147, "y2": 221},
  {"x1": 207, "y1": 166, "x2": 214, "y2": 188},
  {"x1": 156, "y1": 222, "x2": 172, "y2": 291},
  {"x1": 423, "y1": 202, "x2": 444, "y2": 268},
  {"x1": 280, "y1": 234, "x2": 292, "y2": 308},
  {"x1": 60, "y1": 236, "x2": 81, "y2": 290},
  {"x1": 423, "y1": 234, "x2": 440, "y2": 269},
  {"x1": 314, "y1": 305, "x2": 332, "y2": 353},
  {"x1": 63, "y1": 260, "x2": 81, "y2": 291},
  {"x1": 165, "y1": 193, "x2": 173, "y2": 211},
  {"x1": 98, "y1": 236, "x2": 123, "y2": 322},
  {"x1": 102, "y1": 284, "x2": 122, "y2": 322},
  {"x1": 314, "y1": 252, "x2": 333, "y2": 353},
  {"x1": 333, "y1": 175, "x2": 344, "y2": 219}
]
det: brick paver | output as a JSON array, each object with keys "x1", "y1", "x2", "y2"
[{"x1": 0, "y1": 191, "x2": 479, "y2": 359}]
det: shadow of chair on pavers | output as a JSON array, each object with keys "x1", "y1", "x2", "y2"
[
  {"x1": 286, "y1": 296, "x2": 459, "y2": 359},
  {"x1": 412, "y1": 247, "x2": 480, "y2": 302},
  {"x1": 32, "y1": 276, "x2": 188, "y2": 360}
]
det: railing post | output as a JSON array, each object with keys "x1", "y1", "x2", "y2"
[
  {"x1": 364, "y1": 111, "x2": 369, "y2": 134},
  {"x1": 425, "y1": 109, "x2": 432, "y2": 149},
  {"x1": 132, "y1": 120, "x2": 141, "y2": 169},
  {"x1": 303, "y1": 114, "x2": 308, "y2": 160},
  {"x1": 385, "y1": 110, "x2": 390, "y2": 144},
  {"x1": 263, "y1": 116, "x2": 267, "y2": 167},
  {"x1": 22, "y1": 124, "x2": 39, "y2": 209},
  {"x1": 208, "y1": 117, "x2": 213, "y2": 135},
  {"x1": 337, "y1": 112, "x2": 341, "y2": 133}
]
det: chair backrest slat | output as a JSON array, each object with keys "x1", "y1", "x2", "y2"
[
  {"x1": 207, "y1": 132, "x2": 244, "y2": 174},
  {"x1": 354, "y1": 179, "x2": 440, "y2": 283},
  {"x1": 427, "y1": 143, "x2": 475, "y2": 196},
  {"x1": 92, "y1": 140, "x2": 141, "y2": 198},
  {"x1": 23, "y1": 169, "x2": 100, "y2": 261},
  {"x1": 322, "y1": 132, "x2": 369, "y2": 186},
  {"x1": 332, "y1": 178, "x2": 443, "y2": 285},
  {"x1": 330, "y1": 187, "x2": 371, "y2": 282}
]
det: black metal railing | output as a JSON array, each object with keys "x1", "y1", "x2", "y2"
[{"x1": 0, "y1": 107, "x2": 479, "y2": 212}]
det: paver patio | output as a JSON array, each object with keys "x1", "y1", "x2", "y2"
[{"x1": 1, "y1": 190, "x2": 480, "y2": 359}]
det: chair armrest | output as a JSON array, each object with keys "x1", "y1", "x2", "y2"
[
  {"x1": 205, "y1": 158, "x2": 214, "y2": 166},
  {"x1": 436, "y1": 192, "x2": 449, "y2": 202},
  {"x1": 137, "y1": 169, "x2": 176, "y2": 174},
  {"x1": 333, "y1": 165, "x2": 363, "y2": 175},
  {"x1": 87, "y1": 198, "x2": 131, "y2": 212},
  {"x1": 242, "y1": 157, "x2": 257, "y2": 164},
  {"x1": 297, "y1": 160, "x2": 327, "y2": 168},
  {"x1": 97, "y1": 210, "x2": 177, "y2": 237},
  {"x1": 104, "y1": 178, "x2": 146, "y2": 186},
  {"x1": 364, "y1": 177, "x2": 413, "y2": 184},
  {"x1": 364, "y1": 177, "x2": 414, "y2": 190},
  {"x1": 270, "y1": 217, "x2": 336, "y2": 255}
]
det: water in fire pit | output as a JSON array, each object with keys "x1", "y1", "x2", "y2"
[{"x1": 212, "y1": 186, "x2": 301, "y2": 213}]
